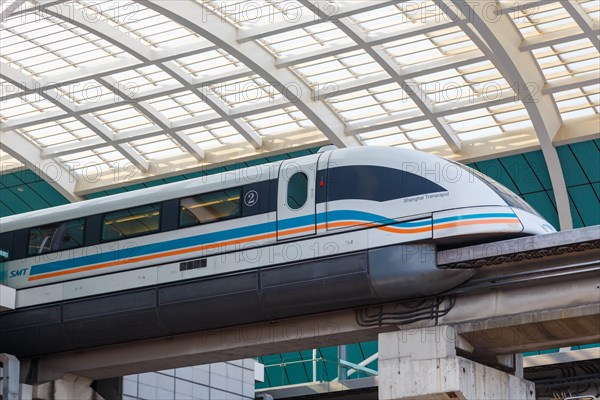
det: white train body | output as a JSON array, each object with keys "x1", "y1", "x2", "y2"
[{"x1": 0, "y1": 147, "x2": 554, "y2": 356}]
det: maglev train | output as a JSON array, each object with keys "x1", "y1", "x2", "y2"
[{"x1": 0, "y1": 147, "x2": 555, "y2": 357}]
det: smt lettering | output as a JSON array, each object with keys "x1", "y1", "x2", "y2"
[{"x1": 10, "y1": 268, "x2": 28, "y2": 278}]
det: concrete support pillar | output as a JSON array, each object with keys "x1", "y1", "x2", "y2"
[
  {"x1": 378, "y1": 326, "x2": 535, "y2": 400},
  {"x1": 32, "y1": 374, "x2": 105, "y2": 400},
  {"x1": 1, "y1": 353, "x2": 20, "y2": 400}
]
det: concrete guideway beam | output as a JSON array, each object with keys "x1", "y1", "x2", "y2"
[{"x1": 20, "y1": 270, "x2": 598, "y2": 383}]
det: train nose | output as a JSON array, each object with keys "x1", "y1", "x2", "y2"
[{"x1": 368, "y1": 243, "x2": 474, "y2": 299}]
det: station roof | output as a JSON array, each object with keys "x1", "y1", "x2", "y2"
[{"x1": 1, "y1": 0, "x2": 599, "y2": 229}]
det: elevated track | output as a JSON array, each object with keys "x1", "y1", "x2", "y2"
[{"x1": 1, "y1": 226, "x2": 597, "y2": 383}]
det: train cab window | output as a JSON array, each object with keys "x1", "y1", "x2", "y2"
[
  {"x1": 27, "y1": 218, "x2": 85, "y2": 256},
  {"x1": 179, "y1": 188, "x2": 241, "y2": 227},
  {"x1": 287, "y1": 172, "x2": 308, "y2": 210},
  {"x1": 102, "y1": 203, "x2": 161, "y2": 242}
]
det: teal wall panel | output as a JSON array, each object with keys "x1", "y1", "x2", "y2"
[
  {"x1": 569, "y1": 185, "x2": 600, "y2": 227},
  {"x1": 557, "y1": 145, "x2": 589, "y2": 186},
  {"x1": 470, "y1": 158, "x2": 520, "y2": 193},
  {"x1": 498, "y1": 154, "x2": 544, "y2": 194}
]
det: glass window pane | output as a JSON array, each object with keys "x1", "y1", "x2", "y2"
[
  {"x1": 27, "y1": 219, "x2": 85, "y2": 256},
  {"x1": 102, "y1": 203, "x2": 161, "y2": 241},
  {"x1": 180, "y1": 188, "x2": 241, "y2": 227},
  {"x1": 0, "y1": 232, "x2": 13, "y2": 261},
  {"x1": 287, "y1": 172, "x2": 308, "y2": 210}
]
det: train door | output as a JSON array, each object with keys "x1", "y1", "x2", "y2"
[{"x1": 276, "y1": 154, "x2": 320, "y2": 240}]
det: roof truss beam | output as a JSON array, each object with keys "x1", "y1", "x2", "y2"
[
  {"x1": 0, "y1": 68, "x2": 257, "y2": 131},
  {"x1": 143, "y1": 0, "x2": 362, "y2": 149},
  {"x1": 496, "y1": 0, "x2": 559, "y2": 15},
  {"x1": 438, "y1": 0, "x2": 572, "y2": 230},
  {"x1": 0, "y1": 61, "x2": 149, "y2": 173},
  {"x1": 562, "y1": 1, "x2": 600, "y2": 52},
  {"x1": 22, "y1": 1, "x2": 266, "y2": 153},
  {"x1": 276, "y1": 18, "x2": 460, "y2": 68},
  {"x1": 0, "y1": 41, "x2": 227, "y2": 103},
  {"x1": 97, "y1": 76, "x2": 206, "y2": 161},
  {"x1": 0, "y1": 0, "x2": 26, "y2": 22},
  {"x1": 520, "y1": 26, "x2": 595, "y2": 51},
  {"x1": 300, "y1": 1, "x2": 462, "y2": 152},
  {"x1": 237, "y1": 0, "x2": 402, "y2": 43},
  {"x1": 314, "y1": 50, "x2": 486, "y2": 101},
  {"x1": 40, "y1": 96, "x2": 291, "y2": 159},
  {"x1": 346, "y1": 88, "x2": 517, "y2": 135},
  {"x1": 161, "y1": 61, "x2": 263, "y2": 149},
  {"x1": 0, "y1": 129, "x2": 82, "y2": 202},
  {"x1": 542, "y1": 70, "x2": 600, "y2": 95}
]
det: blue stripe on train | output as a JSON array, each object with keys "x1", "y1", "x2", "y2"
[{"x1": 29, "y1": 211, "x2": 511, "y2": 277}]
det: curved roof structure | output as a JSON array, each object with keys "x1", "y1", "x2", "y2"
[{"x1": 1, "y1": 0, "x2": 599, "y2": 230}]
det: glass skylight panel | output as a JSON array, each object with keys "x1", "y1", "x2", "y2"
[
  {"x1": 181, "y1": 121, "x2": 244, "y2": 149},
  {"x1": 292, "y1": 50, "x2": 385, "y2": 87},
  {"x1": 1, "y1": 10, "x2": 120, "y2": 78},
  {"x1": 351, "y1": 1, "x2": 446, "y2": 36},
  {"x1": 582, "y1": 84, "x2": 600, "y2": 108},
  {"x1": 93, "y1": 105, "x2": 155, "y2": 134},
  {"x1": 210, "y1": 76, "x2": 284, "y2": 109},
  {"x1": 413, "y1": 61, "x2": 510, "y2": 110},
  {"x1": 244, "y1": 107, "x2": 310, "y2": 136},
  {"x1": 577, "y1": 0, "x2": 599, "y2": 20},
  {"x1": 176, "y1": 50, "x2": 244, "y2": 79},
  {"x1": 75, "y1": 0, "x2": 200, "y2": 48},
  {"x1": 382, "y1": 27, "x2": 474, "y2": 66},
  {"x1": 458, "y1": 126, "x2": 507, "y2": 141},
  {"x1": 0, "y1": 95, "x2": 60, "y2": 121},
  {"x1": 60, "y1": 149, "x2": 111, "y2": 175},
  {"x1": 554, "y1": 89, "x2": 599, "y2": 119},
  {"x1": 133, "y1": 136, "x2": 179, "y2": 155},
  {"x1": 148, "y1": 92, "x2": 212, "y2": 122},
  {"x1": 198, "y1": 0, "x2": 311, "y2": 28},
  {"x1": 19, "y1": 118, "x2": 97, "y2": 149},
  {"x1": 491, "y1": 106, "x2": 530, "y2": 124},
  {"x1": 108, "y1": 65, "x2": 180, "y2": 95},
  {"x1": 414, "y1": 137, "x2": 447, "y2": 150},
  {"x1": 405, "y1": 126, "x2": 441, "y2": 141},
  {"x1": 261, "y1": 23, "x2": 351, "y2": 59},
  {"x1": 360, "y1": 128, "x2": 410, "y2": 147},
  {"x1": 330, "y1": 84, "x2": 420, "y2": 126},
  {"x1": 532, "y1": 39, "x2": 599, "y2": 83},
  {"x1": 55, "y1": 80, "x2": 116, "y2": 106},
  {"x1": 510, "y1": 2, "x2": 577, "y2": 35},
  {"x1": 448, "y1": 112, "x2": 500, "y2": 134}
]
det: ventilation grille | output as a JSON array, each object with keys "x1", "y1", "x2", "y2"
[{"x1": 180, "y1": 258, "x2": 207, "y2": 271}]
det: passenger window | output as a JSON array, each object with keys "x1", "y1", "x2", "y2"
[
  {"x1": 0, "y1": 232, "x2": 12, "y2": 261},
  {"x1": 102, "y1": 203, "x2": 161, "y2": 241},
  {"x1": 27, "y1": 219, "x2": 85, "y2": 256},
  {"x1": 180, "y1": 188, "x2": 241, "y2": 227},
  {"x1": 287, "y1": 172, "x2": 308, "y2": 210}
]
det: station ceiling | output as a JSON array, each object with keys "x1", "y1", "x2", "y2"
[{"x1": 1, "y1": 0, "x2": 599, "y2": 230}]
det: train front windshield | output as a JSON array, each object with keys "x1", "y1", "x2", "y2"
[{"x1": 451, "y1": 161, "x2": 543, "y2": 218}]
